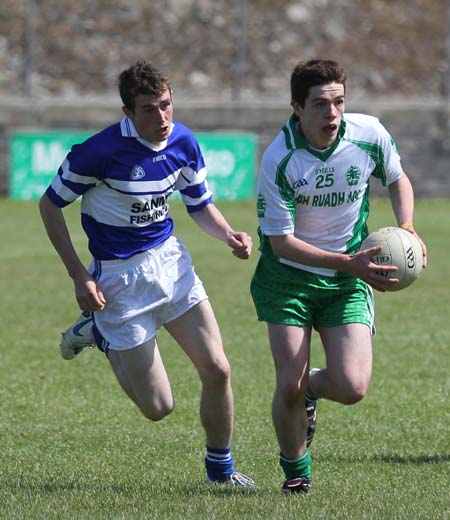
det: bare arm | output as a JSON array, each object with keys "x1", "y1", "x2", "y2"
[
  {"x1": 188, "y1": 203, "x2": 253, "y2": 259},
  {"x1": 269, "y1": 234, "x2": 399, "y2": 292},
  {"x1": 388, "y1": 174, "x2": 427, "y2": 267},
  {"x1": 39, "y1": 194, "x2": 106, "y2": 311},
  {"x1": 388, "y1": 174, "x2": 414, "y2": 226}
]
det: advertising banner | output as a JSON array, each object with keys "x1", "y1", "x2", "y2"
[{"x1": 9, "y1": 130, "x2": 257, "y2": 201}]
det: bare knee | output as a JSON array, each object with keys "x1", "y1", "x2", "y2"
[
  {"x1": 278, "y1": 379, "x2": 308, "y2": 407},
  {"x1": 337, "y1": 382, "x2": 368, "y2": 405},
  {"x1": 198, "y1": 357, "x2": 231, "y2": 386},
  {"x1": 139, "y1": 398, "x2": 175, "y2": 421}
]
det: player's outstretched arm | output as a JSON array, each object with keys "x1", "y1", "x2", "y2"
[{"x1": 188, "y1": 203, "x2": 253, "y2": 259}]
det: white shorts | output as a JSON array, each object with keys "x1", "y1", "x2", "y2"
[{"x1": 89, "y1": 235, "x2": 208, "y2": 350}]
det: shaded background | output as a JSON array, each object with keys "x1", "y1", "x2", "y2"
[{"x1": 1, "y1": 0, "x2": 450, "y2": 197}]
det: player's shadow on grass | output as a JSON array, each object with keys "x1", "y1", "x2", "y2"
[
  {"x1": 323, "y1": 453, "x2": 450, "y2": 464},
  {"x1": 374, "y1": 453, "x2": 450, "y2": 464}
]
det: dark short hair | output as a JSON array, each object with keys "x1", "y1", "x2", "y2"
[
  {"x1": 118, "y1": 60, "x2": 171, "y2": 110},
  {"x1": 290, "y1": 59, "x2": 347, "y2": 106}
]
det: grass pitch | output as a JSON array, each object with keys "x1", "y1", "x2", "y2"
[{"x1": 0, "y1": 198, "x2": 449, "y2": 519}]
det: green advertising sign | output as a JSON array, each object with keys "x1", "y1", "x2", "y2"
[
  {"x1": 10, "y1": 131, "x2": 91, "y2": 200},
  {"x1": 195, "y1": 132, "x2": 257, "y2": 201},
  {"x1": 9, "y1": 130, "x2": 257, "y2": 201}
]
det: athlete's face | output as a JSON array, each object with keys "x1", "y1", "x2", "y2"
[
  {"x1": 292, "y1": 82, "x2": 345, "y2": 149},
  {"x1": 123, "y1": 89, "x2": 173, "y2": 143}
]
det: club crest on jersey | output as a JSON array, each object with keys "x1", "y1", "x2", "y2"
[
  {"x1": 131, "y1": 165, "x2": 146, "y2": 180},
  {"x1": 345, "y1": 165, "x2": 361, "y2": 186}
]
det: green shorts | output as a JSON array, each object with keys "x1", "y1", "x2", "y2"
[{"x1": 250, "y1": 254, "x2": 374, "y2": 330}]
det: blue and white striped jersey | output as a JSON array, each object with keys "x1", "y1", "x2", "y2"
[{"x1": 45, "y1": 117, "x2": 213, "y2": 260}]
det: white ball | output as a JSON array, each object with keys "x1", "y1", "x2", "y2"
[{"x1": 360, "y1": 226, "x2": 423, "y2": 291}]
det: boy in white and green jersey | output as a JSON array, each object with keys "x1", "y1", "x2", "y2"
[
  {"x1": 250, "y1": 59, "x2": 427, "y2": 495},
  {"x1": 256, "y1": 111, "x2": 403, "y2": 276}
]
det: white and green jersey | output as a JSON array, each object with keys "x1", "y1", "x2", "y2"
[{"x1": 256, "y1": 112, "x2": 404, "y2": 276}]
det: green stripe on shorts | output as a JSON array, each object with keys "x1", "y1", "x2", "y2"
[{"x1": 250, "y1": 254, "x2": 374, "y2": 329}]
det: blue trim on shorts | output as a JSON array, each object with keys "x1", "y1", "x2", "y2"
[
  {"x1": 91, "y1": 259, "x2": 102, "y2": 281},
  {"x1": 92, "y1": 320, "x2": 110, "y2": 357}
]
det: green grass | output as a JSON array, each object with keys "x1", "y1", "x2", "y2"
[{"x1": 0, "y1": 198, "x2": 449, "y2": 519}]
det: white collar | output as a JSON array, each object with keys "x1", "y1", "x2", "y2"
[{"x1": 120, "y1": 116, "x2": 173, "y2": 151}]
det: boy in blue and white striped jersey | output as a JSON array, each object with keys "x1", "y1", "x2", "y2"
[{"x1": 39, "y1": 60, "x2": 255, "y2": 489}]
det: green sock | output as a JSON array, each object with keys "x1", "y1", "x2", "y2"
[
  {"x1": 280, "y1": 449, "x2": 312, "y2": 480},
  {"x1": 306, "y1": 387, "x2": 318, "y2": 402}
]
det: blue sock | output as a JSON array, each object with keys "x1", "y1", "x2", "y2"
[{"x1": 205, "y1": 446, "x2": 234, "y2": 481}]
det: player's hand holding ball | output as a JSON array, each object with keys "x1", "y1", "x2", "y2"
[{"x1": 359, "y1": 226, "x2": 424, "y2": 291}]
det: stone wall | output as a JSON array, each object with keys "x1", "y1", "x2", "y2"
[
  {"x1": 1, "y1": 1, "x2": 446, "y2": 100},
  {"x1": 1, "y1": 96, "x2": 449, "y2": 198}
]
